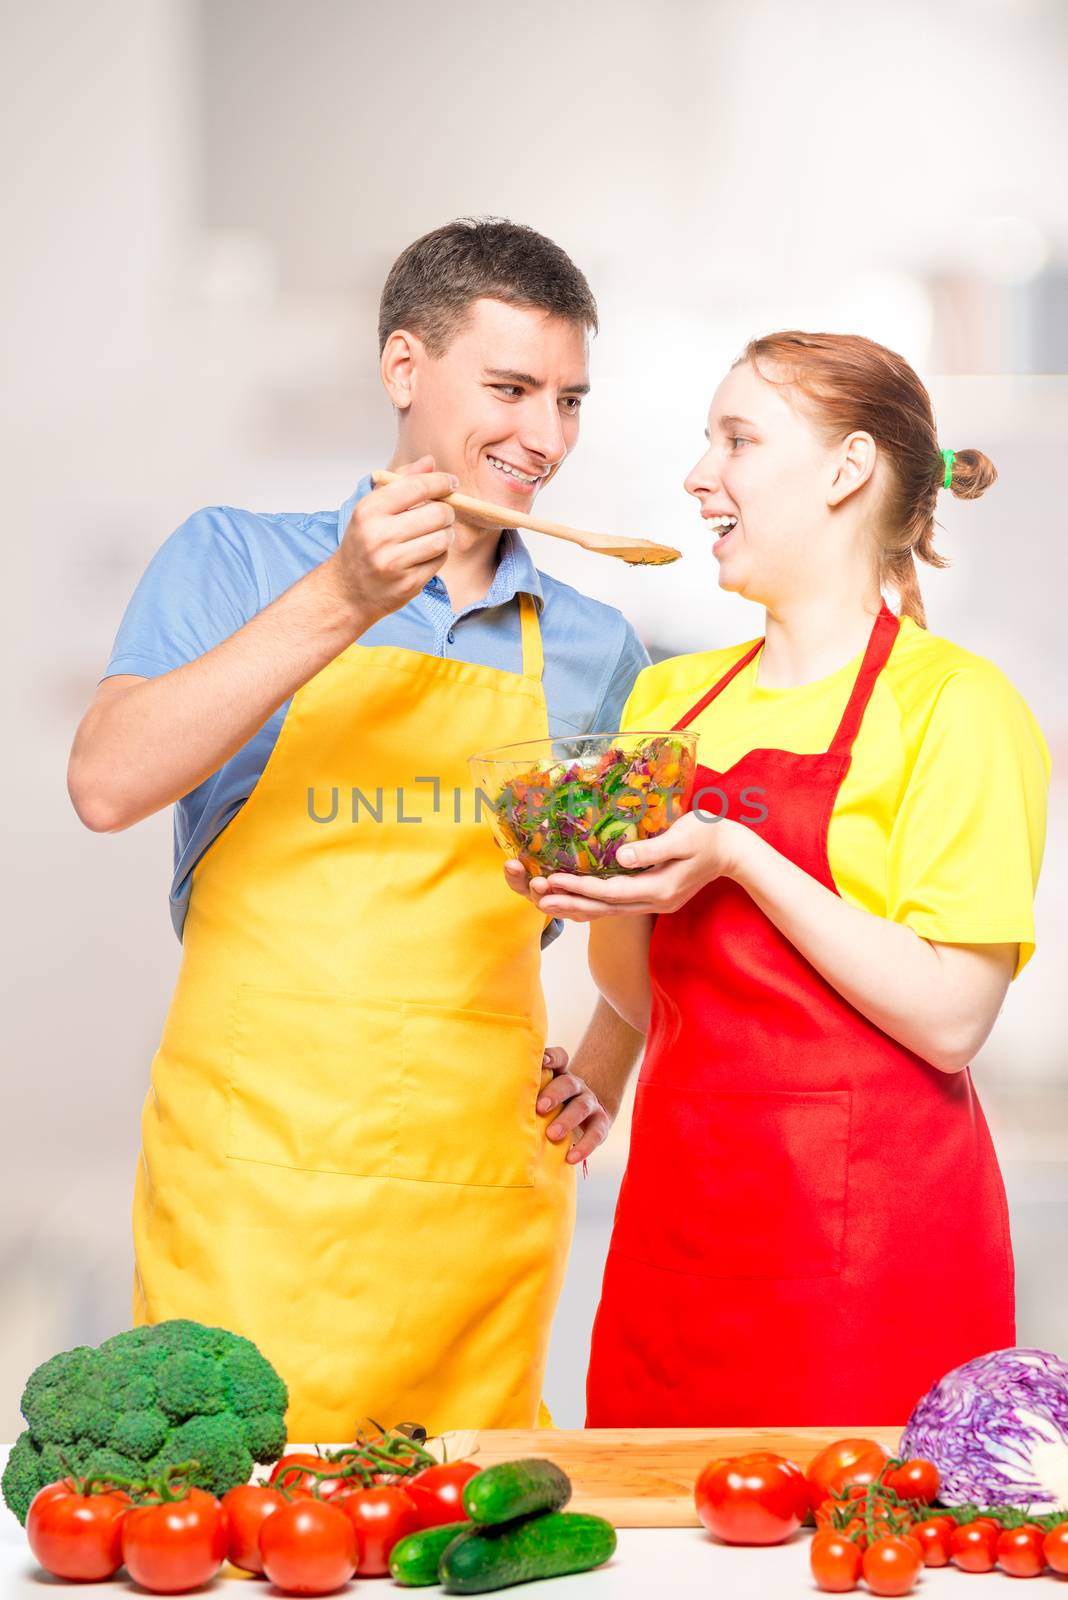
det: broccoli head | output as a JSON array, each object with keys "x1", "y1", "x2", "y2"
[{"x1": 1, "y1": 1319, "x2": 289, "y2": 1524}]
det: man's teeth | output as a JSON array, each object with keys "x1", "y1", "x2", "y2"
[
  {"x1": 488, "y1": 455, "x2": 540, "y2": 485},
  {"x1": 708, "y1": 516, "x2": 738, "y2": 535}
]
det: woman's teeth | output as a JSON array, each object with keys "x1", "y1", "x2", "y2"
[
  {"x1": 708, "y1": 516, "x2": 738, "y2": 536},
  {"x1": 487, "y1": 455, "x2": 540, "y2": 485}
]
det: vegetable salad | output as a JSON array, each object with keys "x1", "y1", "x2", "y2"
[{"x1": 480, "y1": 733, "x2": 697, "y2": 878}]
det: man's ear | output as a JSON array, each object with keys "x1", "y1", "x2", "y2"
[
  {"x1": 827, "y1": 431, "x2": 877, "y2": 507},
  {"x1": 380, "y1": 328, "x2": 422, "y2": 412}
]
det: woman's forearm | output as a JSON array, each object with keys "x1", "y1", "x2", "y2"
[
  {"x1": 588, "y1": 916, "x2": 654, "y2": 1034},
  {"x1": 569, "y1": 995, "x2": 645, "y2": 1120},
  {"x1": 729, "y1": 822, "x2": 1015, "y2": 1072}
]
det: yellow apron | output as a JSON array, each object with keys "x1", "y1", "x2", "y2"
[{"x1": 132, "y1": 592, "x2": 575, "y2": 1439}]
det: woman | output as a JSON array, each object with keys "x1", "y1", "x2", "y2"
[{"x1": 508, "y1": 331, "x2": 1050, "y2": 1425}]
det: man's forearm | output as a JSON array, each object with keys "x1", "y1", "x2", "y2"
[
  {"x1": 69, "y1": 557, "x2": 369, "y2": 832},
  {"x1": 569, "y1": 995, "x2": 645, "y2": 1120}
]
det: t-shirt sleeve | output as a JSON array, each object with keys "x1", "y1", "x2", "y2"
[
  {"x1": 103, "y1": 507, "x2": 266, "y2": 680},
  {"x1": 589, "y1": 619, "x2": 652, "y2": 732},
  {"x1": 887, "y1": 665, "x2": 1050, "y2": 977}
]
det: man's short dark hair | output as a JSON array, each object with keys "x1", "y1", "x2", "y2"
[{"x1": 378, "y1": 217, "x2": 598, "y2": 356}]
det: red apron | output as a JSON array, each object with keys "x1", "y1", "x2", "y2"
[{"x1": 586, "y1": 604, "x2": 1015, "y2": 1425}]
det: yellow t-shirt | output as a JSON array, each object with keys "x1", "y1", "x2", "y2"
[{"x1": 621, "y1": 617, "x2": 1050, "y2": 976}]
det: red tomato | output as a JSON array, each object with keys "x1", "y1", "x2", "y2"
[
  {"x1": 911, "y1": 1516, "x2": 954, "y2": 1566},
  {"x1": 882, "y1": 1458, "x2": 940, "y2": 1504},
  {"x1": 269, "y1": 1452, "x2": 355, "y2": 1500},
  {"x1": 26, "y1": 1482, "x2": 128, "y2": 1582},
  {"x1": 996, "y1": 1524, "x2": 1046, "y2": 1578},
  {"x1": 806, "y1": 1438, "x2": 889, "y2": 1513},
  {"x1": 950, "y1": 1520, "x2": 999, "y2": 1572},
  {"x1": 862, "y1": 1535, "x2": 923, "y2": 1596},
  {"x1": 405, "y1": 1461, "x2": 480, "y2": 1528},
  {"x1": 694, "y1": 1452, "x2": 809, "y2": 1546},
  {"x1": 259, "y1": 1498, "x2": 358, "y2": 1596},
  {"x1": 221, "y1": 1482, "x2": 286, "y2": 1573},
  {"x1": 842, "y1": 1516, "x2": 869, "y2": 1551},
  {"x1": 827, "y1": 1448, "x2": 891, "y2": 1498},
  {"x1": 1044, "y1": 1522, "x2": 1068, "y2": 1575},
  {"x1": 338, "y1": 1483, "x2": 421, "y2": 1575},
  {"x1": 121, "y1": 1487, "x2": 228, "y2": 1595},
  {"x1": 809, "y1": 1528, "x2": 863, "y2": 1592}
]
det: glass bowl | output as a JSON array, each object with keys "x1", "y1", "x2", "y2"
[{"x1": 469, "y1": 730, "x2": 698, "y2": 879}]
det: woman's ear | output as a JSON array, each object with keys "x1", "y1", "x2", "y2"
[
  {"x1": 380, "y1": 329, "x2": 421, "y2": 412},
  {"x1": 827, "y1": 431, "x2": 877, "y2": 507}
]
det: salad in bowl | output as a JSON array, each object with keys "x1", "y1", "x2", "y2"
[{"x1": 470, "y1": 731, "x2": 697, "y2": 879}]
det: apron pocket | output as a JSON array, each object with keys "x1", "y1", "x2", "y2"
[
  {"x1": 618, "y1": 1084, "x2": 852, "y2": 1280},
  {"x1": 226, "y1": 985, "x2": 542, "y2": 1188},
  {"x1": 226, "y1": 985, "x2": 403, "y2": 1178},
  {"x1": 396, "y1": 1001, "x2": 543, "y2": 1188}
]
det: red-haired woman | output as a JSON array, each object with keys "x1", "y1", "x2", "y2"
[{"x1": 506, "y1": 332, "x2": 1050, "y2": 1425}]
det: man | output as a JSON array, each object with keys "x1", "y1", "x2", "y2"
[{"x1": 68, "y1": 218, "x2": 649, "y2": 1439}]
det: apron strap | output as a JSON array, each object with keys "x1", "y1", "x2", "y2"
[
  {"x1": 673, "y1": 639, "x2": 764, "y2": 730},
  {"x1": 828, "y1": 602, "x2": 900, "y2": 757},
  {"x1": 518, "y1": 591, "x2": 544, "y2": 682}
]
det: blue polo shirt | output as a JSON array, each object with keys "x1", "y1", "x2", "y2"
[{"x1": 105, "y1": 475, "x2": 651, "y2": 940}]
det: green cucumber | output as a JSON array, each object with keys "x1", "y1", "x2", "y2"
[
  {"x1": 390, "y1": 1521, "x2": 471, "y2": 1586},
  {"x1": 440, "y1": 1512, "x2": 617, "y2": 1594},
  {"x1": 463, "y1": 1459, "x2": 571, "y2": 1525}
]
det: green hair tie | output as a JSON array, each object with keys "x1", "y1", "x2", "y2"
[{"x1": 940, "y1": 447, "x2": 955, "y2": 490}]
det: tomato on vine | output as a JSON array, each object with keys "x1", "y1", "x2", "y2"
[
  {"x1": 26, "y1": 1479, "x2": 129, "y2": 1582},
  {"x1": 862, "y1": 1535, "x2": 923, "y2": 1596},
  {"x1": 810, "y1": 1527, "x2": 863, "y2": 1592}
]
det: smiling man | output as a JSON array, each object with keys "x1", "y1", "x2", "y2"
[{"x1": 68, "y1": 218, "x2": 649, "y2": 1439}]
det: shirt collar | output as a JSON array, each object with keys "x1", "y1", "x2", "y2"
[{"x1": 338, "y1": 475, "x2": 544, "y2": 612}]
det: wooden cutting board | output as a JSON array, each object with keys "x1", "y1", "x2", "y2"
[{"x1": 430, "y1": 1427, "x2": 905, "y2": 1527}]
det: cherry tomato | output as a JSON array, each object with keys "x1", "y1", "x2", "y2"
[
  {"x1": 259, "y1": 1498, "x2": 358, "y2": 1596},
  {"x1": 809, "y1": 1528, "x2": 863, "y2": 1592},
  {"x1": 1043, "y1": 1522, "x2": 1068, "y2": 1575},
  {"x1": 842, "y1": 1516, "x2": 869, "y2": 1550},
  {"x1": 338, "y1": 1483, "x2": 422, "y2": 1575},
  {"x1": 221, "y1": 1482, "x2": 286, "y2": 1573},
  {"x1": 862, "y1": 1534, "x2": 923, "y2": 1596},
  {"x1": 996, "y1": 1524, "x2": 1046, "y2": 1578},
  {"x1": 121, "y1": 1487, "x2": 228, "y2": 1595},
  {"x1": 950, "y1": 1519, "x2": 999, "y2": 1572},
  {"x1": 694, "y1": 1452, "x2": 809, "y2": 1546},
  {"x1": 911, "y1": 1515, "x2": 954, "y2": 1566},
  {"x1": 805, "y1": 1439, "x2": 889, "y2": 1513},
  {"x1": 882, "y1": 1458, "x2": 940, "y2": 1504},
  {"x1": 26, "y1": 1481, "x2": 129, "y2": 1581},
  {"x1": 405, "y1": 1460, "x2": 480, "y2": 1528},
  {"x1": 828, "y1": 1448, "x2": 891, "y2": 1498},
  {"x1": 269, "y1": 1452, "x2": 355, "y2": 1500}
]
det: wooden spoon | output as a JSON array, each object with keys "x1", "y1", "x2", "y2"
[{"x1": 371, "y1": 469, "x2": 680, "y2": 566}]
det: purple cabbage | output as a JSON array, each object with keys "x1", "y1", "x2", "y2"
[{"x1": 900, "y1": 1347, "x2": 1068, "y2": 1512}]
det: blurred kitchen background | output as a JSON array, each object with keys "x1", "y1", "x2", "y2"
[{"x1": 2, "y1": 0, "x2": 1066, "y2": 1434}]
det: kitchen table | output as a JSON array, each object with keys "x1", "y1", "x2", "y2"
[{"x1": 1, "y1": 1443, "x2": 1053, "y2": 1597}]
